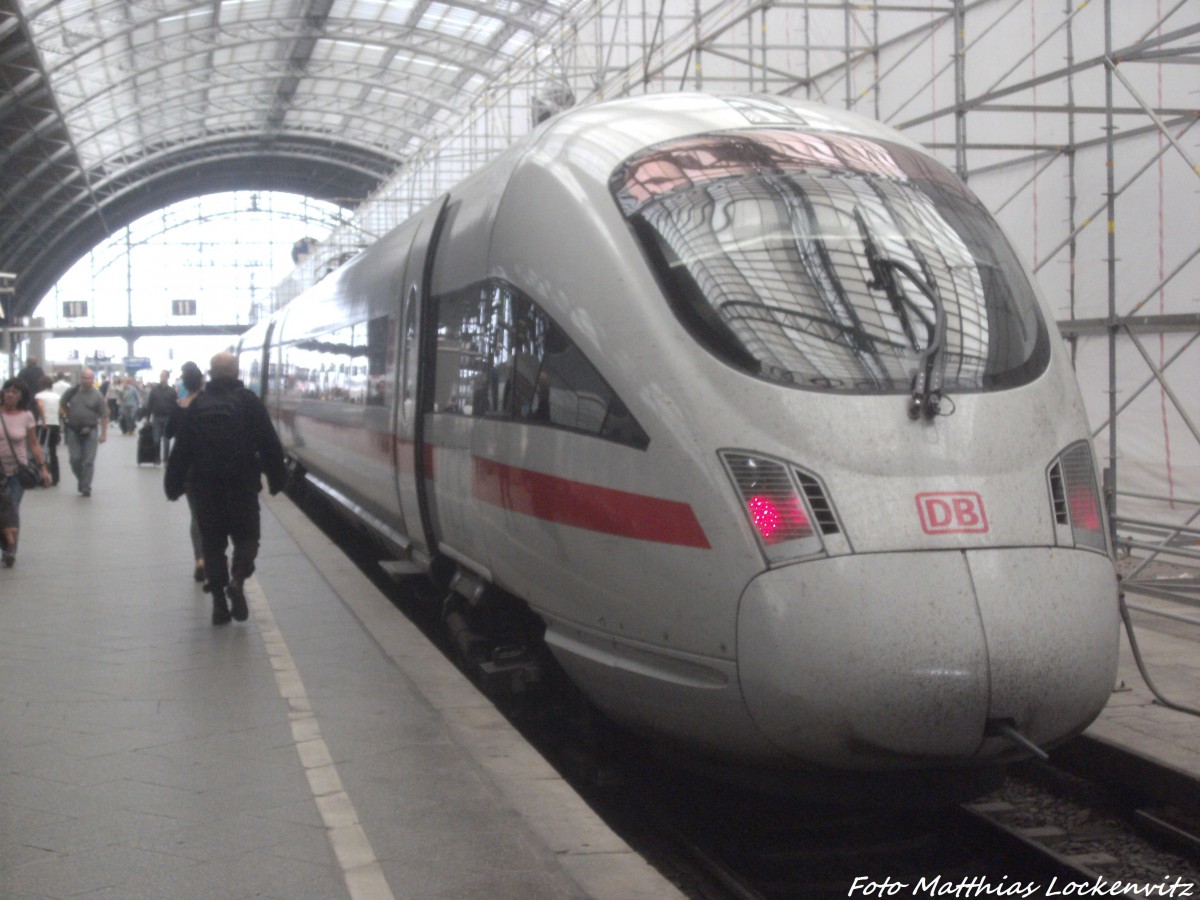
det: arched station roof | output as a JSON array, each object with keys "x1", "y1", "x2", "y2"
[{"x1": 0, "y1": 0, "x2": 574, "y2": 316}]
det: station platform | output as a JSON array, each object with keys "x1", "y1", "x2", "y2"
[
  {"x1": 1089, "y1": 583, "x2": 1200, "y2": 779},
  {"x1": 0, "y1": 440, "x2": 682, "y2": 899}
]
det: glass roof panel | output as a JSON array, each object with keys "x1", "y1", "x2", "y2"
[
  {"x1": 316, "y1": 37, "x2": 390, "y2": 68},
  {"x1": 208, "y1": 81, "x2": 274, "y2": 104},
  {"x1": 390, "y1": 51, "x2": 461, "y2": 79},
  {"x1": 155, "y1": 6, "x2": 216, "y2": 36},
  {"x1": 331, "y1": 0, "x2": 417, "y2": 28},
  {"x1": 497, "y1": 31, "x2": 534, "y2": 61},
  {"x1": 419, "y1": 2, "x2": 506, "y2": 44},
  {"x1": 219, "y1": 0, "x2": 293, "y2": 26}
]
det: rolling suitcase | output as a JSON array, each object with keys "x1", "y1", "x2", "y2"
[{"x1": 136, "y1": 422, "x2": 158, "y2": 465}]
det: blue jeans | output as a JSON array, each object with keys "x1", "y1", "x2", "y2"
[
  {"x1": 1, "y1": 474, "x2": 21, "y2": 529},
  {"x1": 64, "y1": 426, "x2": 100, "y2": 493},
  {"x1": 151, "y1": 414, "x2": 171, "y2": 463},
  {"x1": 5, "y1": 472, "x2": 24, "y2": 509}
]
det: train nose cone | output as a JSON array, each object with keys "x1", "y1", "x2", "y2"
[
  {"x1": 738, "y1": 553, "x2": 988, "y2": 768},
  {"x1": 736, "y1": 549, "x2": 1119, "y2": 769},
  {"x1": 962, "y1": 547, "x2": 1119, "y2": 753}
]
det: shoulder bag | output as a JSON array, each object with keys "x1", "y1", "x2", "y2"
[{"x1": 1, "y1": 414, "x2": 41, "y2": 488}]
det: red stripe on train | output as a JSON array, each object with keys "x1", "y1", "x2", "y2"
[{"x1": 473, "y1": 457, "x2": 711, "y2": 549}]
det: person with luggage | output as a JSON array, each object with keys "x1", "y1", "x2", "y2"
[
  {"x1": 136, "y1": 417, "x2": 158, "y2": 466},
  {"x1": 165, "y1": 362, "x2": 206, "y2": 585},
  {"x1": 165, "y1": 352, "x2": 286, "y2": 625},
  {"x1": 145, "y1": 369, "x2": 178, "y2": 464},
  {"x1": 60, "y1": 368, "x2": 108, "y2": 497}
]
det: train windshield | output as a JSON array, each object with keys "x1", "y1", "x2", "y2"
[{"x1": 610, "y1": 128, "x2": 1050, "y2": 394}]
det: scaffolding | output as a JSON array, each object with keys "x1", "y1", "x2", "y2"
[{"x1": 283, "y1": 0, "x2": 1200, "y2": 621}]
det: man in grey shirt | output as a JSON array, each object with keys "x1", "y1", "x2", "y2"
[{"x1": 61, "y1": 369, "x2": 108, "y2": 497}]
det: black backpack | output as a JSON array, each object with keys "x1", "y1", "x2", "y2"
[{"x1": 187, "y1": 394, "x2": 247, "y2": 477}]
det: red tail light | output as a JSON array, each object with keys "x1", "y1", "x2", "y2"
[
  {"x1": 748, "y1": 494, "x2": 810, "y2": 543},
  {"x1": 721, "y1": 451, "x2": 824, "y2": 563},
  {"x1": 1067, "y1": 484, "x2": 1101, "y2": 531},
  {"x1": 1050, "y1": 442, "x2": 1108, "y2": 554}
]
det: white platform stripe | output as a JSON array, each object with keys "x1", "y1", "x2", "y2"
[{"x1": 247, "y1": 579, "x2": 396, "y2": 900}]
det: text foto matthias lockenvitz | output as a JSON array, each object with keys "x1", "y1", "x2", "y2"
[{"x1": 847, "y1": 875, "x2": 1197, "y2": 898}]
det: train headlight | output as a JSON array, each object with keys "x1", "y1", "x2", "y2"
[
  {"x1": 721, "y1": 451, "x2": 838, "y2": 564},
  {"x1": 1048, "y1": 441, "x2": 1109, "y2": 555}
]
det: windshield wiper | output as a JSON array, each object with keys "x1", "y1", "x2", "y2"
[{"x1": 853, "y1": 208, "x2": 947, "y2": 419}]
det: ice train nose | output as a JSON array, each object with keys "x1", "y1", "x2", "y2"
[{"x1": 736, "y1": 548, "x2": 1119, "y2": 769}]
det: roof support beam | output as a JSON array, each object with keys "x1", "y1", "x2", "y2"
[{"x1": 265, "y1": 0, "x2": 335, "y2": 132}]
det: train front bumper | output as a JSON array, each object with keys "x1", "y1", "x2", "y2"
[{"x1": 736, "y1": 547, "x2": 1120, "y2": 769}]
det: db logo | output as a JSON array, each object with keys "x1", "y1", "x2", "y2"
[{"x1": 916, "y1": 492, "x2": 989, "y2": 535}]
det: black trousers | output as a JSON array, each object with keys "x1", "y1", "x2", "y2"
[
  {"x1": 38, "y1": 425, "x2": 60, "y2": 485},
  {"x1": 190, "y1": 482, "x2": 261, "y2": 598}
]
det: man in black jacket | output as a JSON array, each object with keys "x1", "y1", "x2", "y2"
[
  {"x1": 165, "y1": 351, "x2": 286, "y2": 625},
  {"x1": 145, "y1": 369, "x2": 179, "y2": 464}
]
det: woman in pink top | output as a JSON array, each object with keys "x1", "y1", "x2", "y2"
[{"x1": 1, "y1": 378, "x2": 51, "y2": 567}]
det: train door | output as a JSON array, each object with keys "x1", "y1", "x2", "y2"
[
  {"x1": 395, "y1": 196, "x2": 450, "y2": 561},
  {"x1": 258, "y1": 321, "x2": 275, "y2": 407},
  {"x1": 390, "y1": 285, "x2": 418, "y2": 544}
]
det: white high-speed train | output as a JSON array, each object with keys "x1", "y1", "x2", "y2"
[{"x1": 238, "y1": 93, "x2": 1119, "y2": 783}]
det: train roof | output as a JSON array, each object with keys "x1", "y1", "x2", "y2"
[{"x1": 525, "y1": 92, "x2": 931, "y2": 179}]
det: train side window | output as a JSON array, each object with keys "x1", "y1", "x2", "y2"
[
  {"x1": 248, "y1": 357, "x2": 261, "y2": 395},
  {"x1": 430, "y1": 279, "x2": 648, "y2": 448},
  {"x1": 366, "y1": 315, "x2": 389, "y2": 406},
  {"x1": 525, "y1": 309, "x2": 652, "y2": 448},
  {"x1": 482, "y1": 282, "x2": 513, "y2": 416},
  {"x1": 433, "y1": 283, "x2": 488, "y2": 413},
  {"x1": 281, "y1": 340, "x2": 318, "y2": 401},
  {"x1": 278, "y1": 319, "x2": 385, "y2": 405},
  {"x1": 400, "y1": 287, "x2": 418, "y2": 413}
]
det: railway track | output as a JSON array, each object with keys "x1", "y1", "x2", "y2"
[
  {"x1": 621, "y1": 743, "x2": 1200, "y2": 899},
  {"x1": 961, "y1": 742, "x2": 1200, "y2": 893}
]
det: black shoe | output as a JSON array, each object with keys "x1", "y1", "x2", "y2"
[
  {"x1": 228, "y1": 581, "x2": 248, "y2": 622},
  {"x1": 212, "y1": 605, "x2": 232, "y2": 626},
  {"x1": 2, "y1": 550, "x2": 14, "y2": 568}
]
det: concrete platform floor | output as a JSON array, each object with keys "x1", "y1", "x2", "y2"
[{"x1": 0, "y1": 436, "x2": 681, "y2": 899}]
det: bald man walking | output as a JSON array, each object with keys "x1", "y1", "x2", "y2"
[
  {"x1": 165, "y1": 351, "x2": 285, "y2": 625},
  {"x1": 60, "y1": 368, "x2": 108, "y2": 497}
]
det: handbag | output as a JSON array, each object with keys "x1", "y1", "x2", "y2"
[
  {"x1": 1, "y1": 413, "x2": 41, "y2": 488},
  {"x1": 16, "y1": 461, "x2": 40, "y2": 489}
]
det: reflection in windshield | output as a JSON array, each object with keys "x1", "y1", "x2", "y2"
[{"x1": 611, "y1": 129, "x2": 1048, "y2": 396}]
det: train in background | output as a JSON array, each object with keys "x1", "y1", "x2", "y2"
[{"x1": 237, "y1": 93, "x2": 1119, "y2": 795}]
